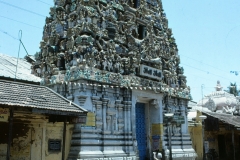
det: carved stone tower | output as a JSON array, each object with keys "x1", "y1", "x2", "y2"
[{"x1": 32, "y1": 0, "x2": 196, "y2": 159}]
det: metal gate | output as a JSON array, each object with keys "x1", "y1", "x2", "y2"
[{"x1": 135, "y1": 103, "x2": 147, "y2": 160}]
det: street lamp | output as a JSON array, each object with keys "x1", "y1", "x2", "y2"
[{"x1": 165, "y1": 113, "x2": 174, "y2": 160}]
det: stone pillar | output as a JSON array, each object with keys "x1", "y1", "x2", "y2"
[
  {"x1": 131, "y1": 95, "x2": 137, "y2": 138},
  {"x1": 180, "y1": 99, "x2": 187, "y2": 133},
  {"x1": 102, "y1": 97, "x2": 109, "y2": 133},
  {"x1": 159, "y1": 99, "x2": 163, "y2": 123},
  {"x1": 114, "y1": 99, "x2": 122, "y2": 134},
  {"x1": 91, "y1": 96, "x2": 102, "y2": 130},
  {"x1": 106, "y1": 101, "x2": 116, "y2": 133},
  {"x1": 123, "y1": 89, "x2": 132, "y2": 153},
  {"x1": 116, "y1": 100, "x2": 124, "y2": 133}
]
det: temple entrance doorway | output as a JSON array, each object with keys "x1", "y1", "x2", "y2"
[
  {"x1": 218, "y1": 135, "x2": 226, "y2": 159},
  {"x1": 135, "y1": 102, "x2": 147, "y2": 160}
]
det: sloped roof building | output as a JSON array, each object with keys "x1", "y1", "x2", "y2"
[
  {"x1": 192, "y1": 82, "x2": 240, "y2": 159},
  {"x1": 0, "y1": 53, "x2": 40, "y2": 83},
  {"x1": 0, "y1": 80, "x2": 86, "y2": 115},
  {"x1": 0, "y1": 53, "x2": 87, "y2": 159}
]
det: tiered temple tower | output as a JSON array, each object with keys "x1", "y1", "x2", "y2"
[{"x1": 32, "y1": 0, "x2": 196, "y2": 159}]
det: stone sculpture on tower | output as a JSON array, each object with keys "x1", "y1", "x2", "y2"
[{"x1": 32, "y1": 0, "x2": 196, "y2": 159}]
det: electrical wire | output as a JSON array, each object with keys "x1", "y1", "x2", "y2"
[
  {"x1": 35, "y1": 0, "x2": 52, "y2": 6},
  {"x1": 0, "y1": 29, "x2": 30, "y2": 56},
  {"x1": 181, "y1": 63, "x2": 239, "y2": 83},
  {"x1": 180, "y1": 54, "x2": 229, "y2": 73},
  {"x1": 2, "y1": 27, "x2": 237, "y2": 85},
  {"x1": 182, "y1": 73, "x2": 232, "y2": 91},
  {"x1": 0, "y1": 1, "x2": 238, "y2": 87},
  {"x1": 184, "y1": 70, "x2": 237, "y2": 87},
  {"x1": 0, "y1": 0, "x2": 46, "y2": 17},
  {"x1": 0, "y1": 15, "x2": 42, "y2": 29},
  {"x1": 0, "y1": 29, "x2": 18, "y2": 40},
  {"x1": 181, "y1": 54, "x2": 240, "y2": 76}
]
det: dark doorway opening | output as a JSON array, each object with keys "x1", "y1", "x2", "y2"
[
  {"x1": 218, "y1": 135, "x2": 226, "y2": 160},
  {"x1": 135, "y1": 103, "x2": 147, "y2": 160}
]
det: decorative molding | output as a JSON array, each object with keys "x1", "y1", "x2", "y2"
[
  {"x1": 76, "y1": 95, "x2": 88, "y2": 106},
  {"x1": 150, "y1": 99, "x2": 160, "y2": 109}
]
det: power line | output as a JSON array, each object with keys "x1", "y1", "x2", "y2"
[
  {"x1": 180, "y1": 54, "x2": 229, "y2": 73},
  {"x1": 181, "y1": 63, "x2": 238, "y2": 83},
  {"x1": 35, "y1": 0, "x2": 52, "y2": 6},
  {"x1": 184, "y1": 72, "x2": 234, "y2": 90},
  {"x1": 181, "y1": 54, "x2": 240, "y2": 76},
  {"x1": 0, "y1": 15, "x2": 42, "y2": 29},
  {"x1": 185, "y1": 72, "x2": 218, "y2": 84},
  {"x1": 0, "y1": 0, "x2": 46, "y2": 18},
  {"x1": 0, "y1": 29, "x2": 18, "y2": 40},
  {"x1": 186, "y1": 71, "x2": 237, "y2": 86},
  {"x1": 0, "y1": 29, "x2": 30, "y2": 56}
]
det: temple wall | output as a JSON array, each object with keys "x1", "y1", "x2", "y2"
[
  {"x1": 188, "y1": 125, "x2": 202, "y2": 160},
  {"x1": 48, "y1": 81, "x2": 194, "y2": 159},
  {"x1": 31, "y1": 0, "x2": 196, "y2": 158}
]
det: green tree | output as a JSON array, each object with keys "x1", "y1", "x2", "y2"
[{"x1": 228, "y1": 83, "x2": 239, "y2": 96}]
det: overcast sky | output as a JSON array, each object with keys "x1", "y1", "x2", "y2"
[{"x1": 0, "y1": 0, "x2": 240, "y2": 102}]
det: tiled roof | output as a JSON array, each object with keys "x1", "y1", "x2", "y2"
[
  {"x1": 0, "y1": 53, "x2": 40, "y2": 82},
  {"x1": 203, "y1": 111, "x2": 240, "y2": 128},
  {"x1": 0, "y1": 80, "x2": 87, "y2": 115}
]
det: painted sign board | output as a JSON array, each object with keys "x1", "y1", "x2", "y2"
[
  {"x1": 172, "y1": 115, "x2": 185, "y2": 124},
  {"x1": 164, "y1": 115, "x2": 185, "y2": 124},
  {"x1": 0, "y1": 108, "x2": 9, "y2": 122},
  {"x1": 140, "y1": 64, "x2": 163, "y2": 80},
  {"x1": 82, "y1": 112, "x2": 95, "y2": 126},
  {"x1": 151, "y1": 124, "x2": 163, "y2": 151}
]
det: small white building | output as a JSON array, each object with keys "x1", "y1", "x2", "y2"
[{"x1": 196, "y1": 81, "x2": 240, "y2": 114}]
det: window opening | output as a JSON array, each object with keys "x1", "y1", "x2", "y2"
[
  {"x1": 133, "y1": 0, "x2": 140, "y2": 8},
  {"x1": 138, "y1": 25, "x2": 146, "y2": 39}
]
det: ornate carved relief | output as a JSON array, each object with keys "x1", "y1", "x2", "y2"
[
  {"x1": 76, "y1": 95, "x2": 88, "y2": 106},
  {"x1": 32, "y1": 0, "x2": 190, "y2": 100}
]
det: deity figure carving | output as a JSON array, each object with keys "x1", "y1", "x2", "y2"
[
  {"x1": 32, "y1": 0, "x2": 189, "y2": 96},
  {"x1": 106, "y1": 115, "x2": 111, "y2": 130}
]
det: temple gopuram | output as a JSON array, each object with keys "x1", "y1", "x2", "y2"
[{"x1": 31, "y1": 0, "x2": 196, "y2": 159}]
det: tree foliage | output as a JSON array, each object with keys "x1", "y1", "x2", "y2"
[{"x1": 228, "y1": 83, "x2": 239, "y2": 96}]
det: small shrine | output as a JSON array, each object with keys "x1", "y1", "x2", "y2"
[{"x1": 197, "y1": 81, "x2": 240, "y2": 114}]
